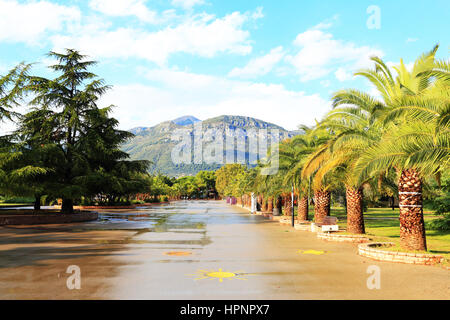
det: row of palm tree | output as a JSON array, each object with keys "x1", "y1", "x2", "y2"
[{"x1": 225, "y1": 45, "x2": 449, "y2": 252}]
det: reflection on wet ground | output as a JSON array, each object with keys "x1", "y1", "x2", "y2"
[
  {"x1": 0, "y1": 201, "x2": 271, "y2": 299},
  {"x1": 0, "y1": 200, "x2": 449, "y2": 300}
]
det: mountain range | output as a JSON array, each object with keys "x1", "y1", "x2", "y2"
[{"x1": 123, "y1": 115, "x2": 300, "y2": 176}]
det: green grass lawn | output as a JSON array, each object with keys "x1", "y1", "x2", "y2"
[
  {"x1": 0, "y1": 203, "x2": 32, "y2": 207},
  {"x1": 331, "y1": 207, "x2": 449, "y2": 262},
  {"x1": 287, "y1": 207, "x2": 449, "y2": 262}
]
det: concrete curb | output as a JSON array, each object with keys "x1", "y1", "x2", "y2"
[
  {"x1": 358, "y1": 242, "x2": 445, "y2": 265},
  {"x1": 0, "y1": 211, "x2": 98, "y2": 225},
  {"x1": 317, "y1": 232, "x2": 370, "y2": 243}
]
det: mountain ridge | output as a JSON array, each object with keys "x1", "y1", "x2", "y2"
[
  {"x1": 123, "y1": 115, "x2": 300, "y2": 176},
  {"x1": 172, "y1": 115, "x2": 200, "y2": 126}
]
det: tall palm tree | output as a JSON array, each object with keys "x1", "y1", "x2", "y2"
[
  {"x1": 258, "y1": 167, "x2": 285, "y2": 215},
  {"x1": 312, "y1": 88, "x2": 387, "y2": 233},
  {"x1": 301, "y1": 127, "x2": 338, "y2": 224},
  {"x1": 356, "y1": 46, "x2": 449, "y2": 250},
  {"x1": 279, "y1": 125, "x2": 328, "y2": 221}
]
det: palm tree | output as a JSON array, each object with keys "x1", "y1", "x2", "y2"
[
  {"x1": 258, "y1": 168, "x2": 285, "y2": 215},
  {"x1": 277, "y1": 139, "x2": 298, "y2": 216},
  {"x1": 358, "y1": 121, "x2": 448, "y2": 250},
  {"x1": 311, "y1": 88, "x2": 387, "y2": 233},
  {"x1": 301, "y1": 127, "x2": 338, "y2": 224},
  {"x1": 356, "y1": 46, "x2": 449, "y2": 250},
  {"x1": 279, "y1": 125, "x2": 328, "y2": 221}
]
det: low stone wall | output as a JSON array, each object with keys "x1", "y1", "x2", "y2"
[
  {"x1": 294, "y1": 222, "x2": 311, "y2": 231},
  {"x1": 318, "y1": 232, "x2": 370, "y2": 243},
  {"x1": 261, "y1": 213, "x2": 281, "y2": 221},
  {"x1": 52, "y1": 202, "x2": 171, "y2": 210},
  {"x1": 358, "y1": 242, "x2": 445, "y2": 265},
  {"x1": 0, "y1": 211, "x2": 98, "y2": 225},
  {"x1": 279, "y1": 217, "x2": 295, "y2": 225},
  {"x1": 310, "y1": 223, "x2": 321, "y2": 233}
]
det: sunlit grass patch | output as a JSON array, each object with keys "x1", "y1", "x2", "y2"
[{"x1": 328, "y1": 207, "x2": 449, "y2": 262}]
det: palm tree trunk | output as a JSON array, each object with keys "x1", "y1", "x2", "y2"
[
  {"x1": 273, "y1": 196, "x2": 282, "y2": 216},
  {"x1": 314, "y1": 190, "x2": 330, "y2": 223},
  {"x1": 257, "y1": 195, "x2": 263, "y2": 211},
  {"x1": 262, "y1": 196, "x2": 268, "y2": 212},
  {"x1": 283, "y1": 194, "x2": 292, "y2": 216},
  {"x1": 267, "y1": 197, "x2": 273, "y2": 212},
  {"x1": 399, "y1": 169, "x2": 427, "y2": 251},
  {"x1": 298, "y1": 196, "x2": 308, "y2": 221},
  {"x1": 346, "y1": 187, "x2": 365, "y2": 234}
]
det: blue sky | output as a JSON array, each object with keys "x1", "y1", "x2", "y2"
[{"x1": 0, "y1": 0, "x2": 449, "y2": 132}]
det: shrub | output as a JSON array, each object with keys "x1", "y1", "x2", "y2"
[
  {"x1": 0, "y1": 196, "x2": 34, "y2": 203},
  {"x1": 428, "y1": 194, "x2": 450, "y2": 215},
  {"x1": 426, "y1": 214, "x2": 450, "y2": 231}
]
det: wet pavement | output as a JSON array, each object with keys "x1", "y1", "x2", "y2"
[{"x1": 0, "y1": 200, "x2": 448, "y2": 299}]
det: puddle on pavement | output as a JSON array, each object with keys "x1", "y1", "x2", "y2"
[
  {"x1": 81, "y1": 204, "x2": 209, "y2": 234},
  {"x1": 1, "y1": 202, "x2": 217, "y2": 250}
]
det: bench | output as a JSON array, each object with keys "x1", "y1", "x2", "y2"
[{"x1": 317, "y1": 216, "x2": 339, "y2": 233}]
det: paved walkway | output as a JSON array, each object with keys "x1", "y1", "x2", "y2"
[{"x1": 0, "y1": 201, "x2": 448, "y2": 299}]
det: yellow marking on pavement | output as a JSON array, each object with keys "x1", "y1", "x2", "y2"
[
  {"x1": 164, "y1": 251, "x2": 192, "y2": 256},
  {"x1": 297, "y1": 249, "x2": 328, "y2": 255},
  {"x1": 188, "y1": 268, "x2": 249, "y2": 283}
]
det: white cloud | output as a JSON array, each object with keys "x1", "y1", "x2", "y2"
[
  {"x1": 251, "y1": 6, "x2": 264, "y2": 19},
  {"x1": 51, "y1": 10, "x2": 259, "y2": 65},
  {"x1": 0, "y1": 0, "x2": 80, "y2": 45},
  {"x1": 228, "y1": 46, "x2": 285, "y2": 78},
  {"x1": 101, "y1": 68, "x2": 330, "y2": 131},
  {"x1": 89, "y1": 0, "x2": 158, "y2": 23},
  {"x1": 311, "y1": 14, "x2": 339, "y2": 30},
  {"x1": 335, "y1": 67, "x2": 352, "y2": 82},
  {"x1": 406, "y1": 38, "x2": 418, "y2": 43},
  {"x1": 286, "y1": 29, "x2": 384, "y2": 82},
  {"x1": 0, "y1": 1, "x2": 260, "y2": 65},
  {"x1": 171, "y1": 0, "x2": 205, "y2": 9}
]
